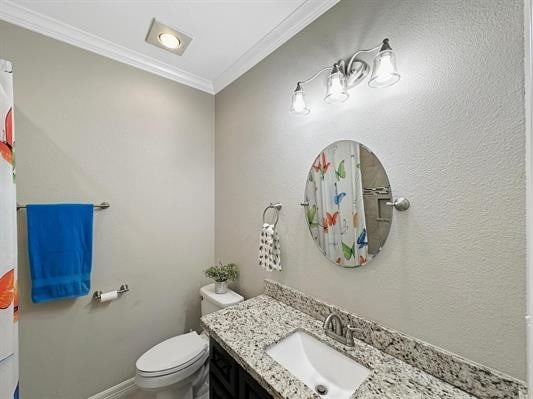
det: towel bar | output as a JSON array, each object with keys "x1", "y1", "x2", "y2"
[{"x1": 16, "y1": 202, "x2": 110, "y2": 211}]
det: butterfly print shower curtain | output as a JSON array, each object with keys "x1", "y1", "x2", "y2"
[{"x1": 0, "y1": 59, "x2": 19, "y2": 399}]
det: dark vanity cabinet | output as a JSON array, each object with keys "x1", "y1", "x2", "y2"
[{"x1": 209, "y1": 337, "x2": 273, "y2": 399}]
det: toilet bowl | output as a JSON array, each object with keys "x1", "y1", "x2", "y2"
[
  {"x1": 135, "y1": 284, "x2": 244, "y2": 399},
  {"x1": 135, "y1": 332, "x2": 209, "y2": 399}
]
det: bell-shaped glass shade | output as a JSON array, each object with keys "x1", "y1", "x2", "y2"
[
  {"x1": 369, "y1": 49, "x2": 400, "y2": 88},
  {"x1": 290, "y1": 85, "x2": 310, "y2": 115},
  {"x1": 324, "y1": 66, "x2": 349, "y2": 104}
]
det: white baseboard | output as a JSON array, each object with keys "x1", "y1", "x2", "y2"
[{"x1": 87, "y1": 378, "x2": 139, "y2": 399}]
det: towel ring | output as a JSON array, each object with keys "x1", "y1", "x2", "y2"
[{"x1": 262, "y1": 203, "x2": 282, "y2": 228}]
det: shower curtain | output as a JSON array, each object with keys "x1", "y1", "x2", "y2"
[
  {"x1": 305, "y1": 141, "x2": 368, "y2": 267},
  {"x1": 0, "y1": 59, "x2": 19, "y2": 399}
]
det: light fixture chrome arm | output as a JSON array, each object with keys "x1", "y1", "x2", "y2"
[
  {"x1": 290, "y1": 66, "x2": 335, "y2": 115},
  {"x1": 298, "y1": 66, "x2": 334, "y2": 86},
  {"x1": 346, "y1": 43, "x2": 382, "y2": 80}
]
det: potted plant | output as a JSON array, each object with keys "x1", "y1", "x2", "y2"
[{"x1": 204, "y1": 262, "x2": 239, "y2": 294}]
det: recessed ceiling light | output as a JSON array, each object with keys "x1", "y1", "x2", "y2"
[
  {"x1": 158, "y1": 33, "x2": 181, "y2": 49},
  {"x1": 146, "y1": 18, "x2": 192, "y2": 56}
]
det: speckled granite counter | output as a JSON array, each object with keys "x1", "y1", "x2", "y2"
[{"x1": 202, "y1": 293, "x2": 500, "y2": 399}]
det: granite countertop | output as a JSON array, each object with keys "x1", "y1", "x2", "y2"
[{"x1": 201, "y1": 294, "x2": 479, "y2": 399}]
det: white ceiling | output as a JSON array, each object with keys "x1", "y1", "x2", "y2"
[{"x1": 0, "y1": 0, "x2": 339, "y2": 93}]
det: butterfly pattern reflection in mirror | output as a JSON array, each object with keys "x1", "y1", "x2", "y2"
[{"x1": 304, "y1": 140, "x2": 393, "y2": 267}]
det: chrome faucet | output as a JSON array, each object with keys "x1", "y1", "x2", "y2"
[{"x1": 323, "y1": 312, "x2": 361, "y2": 347}]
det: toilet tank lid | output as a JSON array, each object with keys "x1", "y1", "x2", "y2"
[{"x1": 201, "y1": 284, "x2": 244, "y2": 308}]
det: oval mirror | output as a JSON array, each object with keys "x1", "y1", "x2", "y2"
[{"x1": 304, "y1": 140, "x2": 392, "y2": 267}]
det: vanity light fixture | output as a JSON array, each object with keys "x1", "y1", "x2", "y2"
[{"x1": 290, "y1": 38, "x2": 400, "y2": 115}]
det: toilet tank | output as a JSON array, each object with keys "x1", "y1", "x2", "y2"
[{"x1": 200, "y1": 284, "x2": 244, "y2": 316}]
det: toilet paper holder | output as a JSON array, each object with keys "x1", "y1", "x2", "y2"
[{"x1": 93, "y1": 284, "x2": 129, "y2": 302}]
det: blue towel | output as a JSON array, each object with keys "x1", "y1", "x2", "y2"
[{"x1": 26, "y1": 204, "x2": 93, "y2": 303}]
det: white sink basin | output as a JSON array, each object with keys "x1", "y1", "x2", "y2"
[{"x1": 266, "y1": 330, "x2": 370, "y2": 399}]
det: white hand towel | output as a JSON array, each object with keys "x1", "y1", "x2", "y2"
[{"x1": 258, "y1": 223, "x2": 282, "y2": 271}]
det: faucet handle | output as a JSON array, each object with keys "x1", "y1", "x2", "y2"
[
  {"x1": 344, "y1": 325, "x2": 363, "y2": 346},
  {"x1": 345, "y1": 324, "x2": 362, "y2": 334}
]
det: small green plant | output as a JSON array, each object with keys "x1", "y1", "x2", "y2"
[{"x1": 204, "y1": 262, "x2": 239, "y2": 282}]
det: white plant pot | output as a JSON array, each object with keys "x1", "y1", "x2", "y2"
[{"x1": 214, "y1": 281, "x2": 228, "y2": 294}]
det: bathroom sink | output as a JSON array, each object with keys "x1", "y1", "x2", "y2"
[{"x1": 265, "y1": 330, "x2": 370, "y2": 399}]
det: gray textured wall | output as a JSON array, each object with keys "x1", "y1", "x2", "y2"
[
  {"x1": 215, "y1": 0, "x2": 526, "y2": 379},
  {"x1": 0, "y1": 21, "x2": 214, "y2": 399}
]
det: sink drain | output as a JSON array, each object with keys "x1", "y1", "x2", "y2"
[{"x1": 315, "y1": 384, "x2": 328, "y2": 395}]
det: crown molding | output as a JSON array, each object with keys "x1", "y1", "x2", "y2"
[
  {"x1": 212, "y1": 0, "x2": 340, "y2": 93},
  {"x1": 0, "y1": 0, "x2": 339, "y2": 95},
  {"x1": 0, "y1": 0, "x2": 215, "y2": 94}
]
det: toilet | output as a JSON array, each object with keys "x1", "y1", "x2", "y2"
[{"x1": 135, "y1": 284, "x2": 244, "y2": 399}]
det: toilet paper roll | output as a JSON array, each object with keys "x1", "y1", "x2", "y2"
[{"x1": 99, "y1": 291, "x2": 118, "y2": 303}]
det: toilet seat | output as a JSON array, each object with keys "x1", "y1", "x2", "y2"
[
  {"x1": 137, "y1": 348, "x2": 207, "y2": 378},
  {"x1": 135, "y1": 351, "x2": 209, "y2": 391},
  {"x1": 136, "y1": 332, "x2": 208, "y2": 377}
]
